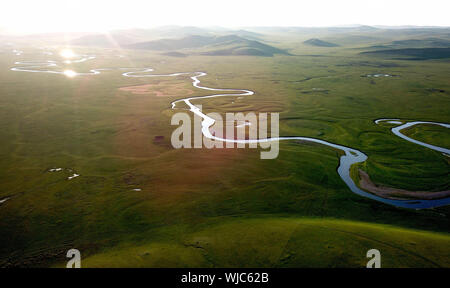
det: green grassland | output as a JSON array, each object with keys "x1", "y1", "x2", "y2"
[
  {"x1": 0, "y1": 33, "x2": 449, "y2": 267},
  {"x1": 402, "y1": 124, "x2": 450, "y2": 149},
  {"x1": 58, "y1": 218, "x2": 450, "y2": 268}
]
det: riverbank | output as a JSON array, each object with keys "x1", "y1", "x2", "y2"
[{"x1": 358, "y1": 169, "x2": 450, "y2": 200}]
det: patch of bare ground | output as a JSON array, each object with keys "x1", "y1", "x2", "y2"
[
  {"x1": 358, "y1": 169, "x2": 450, "y2": 200},
  {"x1": 114, "y1": 82, "x2": 194, "y2": 158},
  {"x1": 118, "y1": 82, "x2": 194, "y2": 97}
]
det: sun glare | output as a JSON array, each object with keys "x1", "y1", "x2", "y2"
[
  {"x1": 60, "y1": 49, "x2": 76, "y2": 59},
  {"x1": 63, "y1": 70, "x2": 77, "y2": 78}
]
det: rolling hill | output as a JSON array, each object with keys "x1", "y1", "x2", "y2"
[
  {"x1": 303, "y1": 38, "x2": 339, "y2": 47},
  {"x1": 390, "y1": 38, "x2": 450, "y2": 48},
  {"x1": 56, "y1": 218, "x2": 450, "y2": 268},
  {"x1": 127, "y1": 35, "x2": 289, "y2": 56},
  {"x1": 361, "y1": 47, "x2": 450, "y2": 60},
  {"x1": 364, "y1": 38, "x2": 450, "y2": 50}
]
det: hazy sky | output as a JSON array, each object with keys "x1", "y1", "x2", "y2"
[{"x1": 1, "y1": 0, "x2": 449, "y2": 33}]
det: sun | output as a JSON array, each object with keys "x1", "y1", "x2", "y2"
[
  {"x1": 60, "y1": 49, "x2": 76, "y2": 59},
  {"x1": 63, "y1": 70, "x2": 77, "y2": 78}
]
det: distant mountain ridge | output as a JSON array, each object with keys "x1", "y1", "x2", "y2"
[
  {"x1": 70, "y1": 34, "x2": 136, "y2": 47},
  {"x1": 69, "y1": 27, "x2": 264, "y2": 47}
]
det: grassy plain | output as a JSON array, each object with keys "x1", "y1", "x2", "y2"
[
  {"x1": 0, "y1": 35, "x2": 449, "y2": 267},
  {"x1": 69, "y1": 218, "x2": 450, "y2": 268},
  {"x1": 402, "y1": 124, "x2": 450, "y2": 149}
]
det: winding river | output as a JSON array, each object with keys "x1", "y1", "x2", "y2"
[
  {"x1": 10, "y1": 54, "x2": 103, "y2": 76},
  {"x1": 375, "y1": 119, "x2": 450, "y2": 155},
  {"x1": 9, "y1": 55, "x2": 450, "y2": 209}
]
